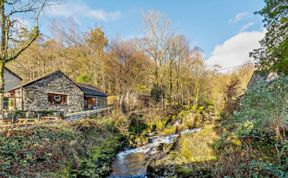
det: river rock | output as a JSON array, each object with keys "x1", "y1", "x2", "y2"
[{"x1": 147, "y1": 164, "x2": 176, "y2": 177}]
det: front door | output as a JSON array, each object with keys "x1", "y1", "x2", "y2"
[{"x1": 85, "y1": 97, "x2": 96, "y2": 110}]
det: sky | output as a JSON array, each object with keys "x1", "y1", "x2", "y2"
[{"x1": 41, "y1": 0, "x2": 266, "y2": 70}]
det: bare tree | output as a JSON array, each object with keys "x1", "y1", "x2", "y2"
[
  {"x1": 166, "y1": 34, "x2": 189, "y2": 105},
  {"x1": 190, "y1": 47, "x2": 206, "y2": 106},
  {"x1": 109, "y1": 39, "x2": 149, "y2": 113},
  {"x1": 0, "y1": 0, "x2": 52, "y2": 113},
  {"x1": 143, "y1": 10, "x2": 172, "y2": 86}
]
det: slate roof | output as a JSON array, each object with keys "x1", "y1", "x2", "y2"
[
  {"x1": 8, "y1": 70, "x2": 107, "y2": 97},
  {"x1": 5, "y1": 67, "x2": 22, "y2": 80},
  {"x1": 246, "y1": 71, "x2": 278, "y2": 89},
  {"x1": 77, "y1": 83, "x2": 107, "y2": 97},
  {"x1": 8, "y1": 70, "x2": 68, "y2": 91},
  {"x1": 247, "y1": 71, "x2": 269, "y2": 89}
]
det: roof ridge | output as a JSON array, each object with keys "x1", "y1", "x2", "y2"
[
  {"x1": 8, "y1": 71, "x2": 107, "y2": 97},
  {"x1": 8, "y1": 70, "x2": 63, "y2": 91},
  {"x1": 77, "y1": 83, "x2": 102, "y2": 91},
  {"x1": 4, "y1": 67, "x2": 22, "y2": 80},
  {"x1": 77, "y1": 83, "x2": 107, "y2": 97}
]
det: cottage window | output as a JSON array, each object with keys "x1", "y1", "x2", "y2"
[{"x1": 48, "y1": 93, "x2": 67, "y2": 105}]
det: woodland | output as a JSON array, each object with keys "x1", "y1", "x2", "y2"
[{"x1": 0, "y1": 0, "x2": 287, "y2": 177}]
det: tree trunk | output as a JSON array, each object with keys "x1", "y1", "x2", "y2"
[
  {"x1": 176, "y1": 68, "x2": 180, "y2": 105},
  {"x1": 0, "y1": 0, "x2": 5, "y2": 114},
  {"x1": 169, "y1": 62, "x2": 173, "y2": 105},
  {"x1": 194, "y1": 82, "x2": 199, "y2": 106},
  {"x1": 119, "y1": 94, "x2": 124, "y2": 113},
  {"x1": 176, "y1": 69, "x2": 179, "y2": 95},
  {"x1": 0, "y1": 0, "x2": 5, "y2": 57},
  {"x1": 154, "y1": 57, "x2": 159, "y2": 85},
  {"x1": 0, "y1": 61, "x2": 4, "y2": 115}
]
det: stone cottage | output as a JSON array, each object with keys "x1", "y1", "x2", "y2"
[{"x1": 8, "y1": 70, "x2": 107, "y2": 114}]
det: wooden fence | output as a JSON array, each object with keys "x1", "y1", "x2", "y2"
[
  {"x1": 0, "y1": 107, "x2": 114, "y2": 131},
  {"x1": 0, "y1": 116, "x2": 63, "y2": 131},
  {"x1": 65, "y1": 106, "x2": 113, "y2": 120}
]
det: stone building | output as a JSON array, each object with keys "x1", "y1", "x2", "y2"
[
  {"x1": 247, "y1": 71, "x2": 278, "y2": 89},
  {"x1": 129, "y1": 93, "x2": 151, "y2": 108},
  {"x1": 8, "y1": 70, "x2": 107, "y2": 114},
  {"x1": 3, "y1": 67, "x2": 22, "y2": 110},
  {"x1": 3, "y1": 67, "x2": 22, "y2": 92}
]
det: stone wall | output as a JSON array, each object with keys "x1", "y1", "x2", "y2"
[
  {"x1": 14, "y1": 88, "x2": 23, "y2": 110},
  {"x1": 96, "y1": 96, "x2": 107, "y2": 109},
  {"x1": 22, "y1": 71, "x2": 84, "y2": 114}
]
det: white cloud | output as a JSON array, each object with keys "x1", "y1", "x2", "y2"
[
  {"x1": 206, "y1": 31, "x2": 265, "y2": 70},
  {"x1": 240, "y1": 22, "x2": 254, "y2": 31},
  {"x1": 229, "y1": 12, "x2": 249, "y2": 24},
  {"x1": 88, "y1": 10, "x2": 121, "y2": 21},
  {"x1": 47, "y1": 1, "x2": 121, "y2": 21}
]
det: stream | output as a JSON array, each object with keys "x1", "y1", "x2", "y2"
[{"x1": 109, "y1": 128, "x2": 201, "y2": 178}]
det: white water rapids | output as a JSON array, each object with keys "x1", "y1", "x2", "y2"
[{"x1": 110, "y1": 128, "x2": 201, "y2": 178}]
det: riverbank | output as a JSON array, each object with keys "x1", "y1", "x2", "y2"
[
  {"x1": 0, "y1": 117, "x2": 127, "y2": 177},
  {"x1": 146, "y1": 79, "x2": 288, "y2": 177},
  {"x1": 109, "y1": 104, "x2": 218, "y2": 177},
  {"x1": 110, "y1": 127, "x2": 201, "y2": 177},
  {"x1": 0, "y1": 104, "x2": 220, "y2": 177},
  {"x1": 147, "y1": 124, "x2": 218, "y2": 177}
]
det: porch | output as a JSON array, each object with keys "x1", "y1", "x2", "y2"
[
  {"x1": 78, "y1": 83, "x2": 108, "y2": 110},
  {"x1": 84, "y1": 95, "x2": 107, "y2": 110}
]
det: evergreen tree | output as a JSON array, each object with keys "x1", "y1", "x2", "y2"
[{"x1": 251, "y1": 0, "x2": 288, "y2": 74}]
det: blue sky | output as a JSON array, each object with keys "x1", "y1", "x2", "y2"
[{"x1": 43, "y1": 0, "x2": 266, "y2": 69}]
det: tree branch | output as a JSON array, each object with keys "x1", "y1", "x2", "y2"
[
  {"x1": 5, "y1": 27, "x2": 39, "y2": 62},
  {"x1": 6, "y1": 7, "x2": 35, "y2": 17},
  {"x1": 5, "y1": 0, "x2": 48, "y2": 62}
]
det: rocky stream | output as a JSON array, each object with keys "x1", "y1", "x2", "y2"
[{"x1": 109, "y1": 128, "x2": 201, "y2": 178}]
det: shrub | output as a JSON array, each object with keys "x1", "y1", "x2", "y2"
[
  {"x1": 0, "y1": 118, "x2": 125, "y2": 177},
  {"x1": 128, "y1": 114, "x2": 148, "y2": 135},
  {"x1": 150, "y1": 84, "x2": 164, "y2": 103},
  {"x1": 234, "y1": 75, "x2": 288, "y2": 139}
]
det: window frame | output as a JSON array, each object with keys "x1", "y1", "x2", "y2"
[{"x1": 47, "y1": 93, "x2": 68, "y2": 105}]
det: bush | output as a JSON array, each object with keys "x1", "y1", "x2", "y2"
[
  {"x1": 0, "y1": 118, "x2": 125, "y2": 177},
  {"x1": 150, "y1": 84, "x2": 164, "y2": 103},
  {"x1": 211, "y1": 75, "x2": 288, "y2": 177},
  {"x1": 234, "y1": 75, "x2": 288, "y2": 139},
  {"x1": 128, "y1": 114, "x2": 148, "y2": 135}
]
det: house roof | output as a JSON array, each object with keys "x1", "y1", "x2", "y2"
[
  {"x1": 8, "y1": 70, "x2": 66, "y2": 91},
  {"x1": 77, "y1": 83, "x2": 107, "y2": 97},
  {"x1": 246, "y1": 71, "x2": 278, "y2": 89},
  {"x1": 5, "y1": 67, "x2": 22, "y2": 80},
  {"x1": 247, "y1": 71, "x2": 268, "y2": 88},
  {"x1": 8, "y1": 70, "x2": 107, "y2": 97}
]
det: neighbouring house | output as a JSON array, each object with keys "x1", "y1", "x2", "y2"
[
  {"x1": 247, "y1": 71, "x2": 278, "y2": 89},
  {"x1": 3, "y1": 67, "x2": 22, "y2": 109},
  {"x1": 3, "y1": 67, "x2": 22, "y2": 92},
  {"x1": 130, "y1": 93, "x2": 151, "y2": 108},
  {"x1": 123, "y1": 93, "x2": 151, "y2": 110},
  {"x1": 7, "y1": 70, "x2": 107, "y2": 114},
  {"x1": 238, "y1": 71, "x2": 278, "y2": 102}
]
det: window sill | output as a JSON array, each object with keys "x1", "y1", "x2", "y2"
[{"x1": 48, "y1": 104, "x2": 68, "y2": 106}]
